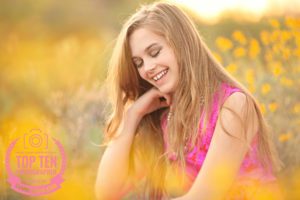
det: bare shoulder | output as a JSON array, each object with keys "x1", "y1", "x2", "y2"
[
  {"x1": 223, "y1": 91, "x2": 248, "y2": 110},
  {"x1": 219, "y1": 91, "x2": 258, "y2": 141}
]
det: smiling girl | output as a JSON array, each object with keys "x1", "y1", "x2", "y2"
[{"x1": 95, "y1": 1, "x2": 283, "y2": 200}]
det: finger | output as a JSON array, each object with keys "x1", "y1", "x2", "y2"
[
  {"x1": 156, "y1": 92, "x2": 169, "y2": 105},
  {"x1": 159, "y1": 100, "x2": 169, "y2": 108},
  {"x1": 162, "y1": 93, "x2": 171, "y2": 106},
  {"x1": 153, "y1": 88, "x2": 171, "y2": 106}
]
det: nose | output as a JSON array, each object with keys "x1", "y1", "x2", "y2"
[{"x1": 144, "y1": 59, "x2": 156, "y2": 76}]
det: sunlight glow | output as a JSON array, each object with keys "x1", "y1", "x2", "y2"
[
  {"x1": 172, "y1": 0, "x2": 299, "y2": 22},
  {"x1": 174, "y1": 0, "x2": 267, "y2": 19}
]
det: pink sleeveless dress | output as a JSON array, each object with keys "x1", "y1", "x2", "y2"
[{"x1": 160, "y1": 82, "x2": 282, "y2": 199}]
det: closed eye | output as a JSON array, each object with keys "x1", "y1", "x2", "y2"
[
  {"x1": 132, "y1": 47, "x2": 162, "y2": 68},
  {"x1": 133, "y1": 58, "x2": 143, "y2": 68},
  {"x1": 150, "y1": 48, "x2": 161, "y2": 57}
]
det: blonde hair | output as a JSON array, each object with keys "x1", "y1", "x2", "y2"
[{"x1": 103, "y1": 1, "x2": 282, "y2": 199}]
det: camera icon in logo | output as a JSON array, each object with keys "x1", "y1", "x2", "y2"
[{"x1": 23, "y1": 129, "x2": 48, "y2": 149}]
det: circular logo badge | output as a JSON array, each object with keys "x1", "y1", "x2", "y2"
[{"x1": 5, "y1": 128, "x2": 66, "y2": 196}]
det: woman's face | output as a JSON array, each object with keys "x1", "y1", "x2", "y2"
[{"x1": 129, "y1": 28, "x2": 179, "y2": 95}]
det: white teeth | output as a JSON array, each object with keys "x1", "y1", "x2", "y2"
[{"x1": 153, "y1": 69, "x2": 168, "y2": 81}]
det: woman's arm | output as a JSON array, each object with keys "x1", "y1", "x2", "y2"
[
  {"x1": 95, "y1": 87, "x2": 172, "y2": 199},
  {"x1": 95, "y1": 110, "x2": 143, "y2": 200},
  {"x1": 173, "y1": 92, "x2": 258, "y2": 200}
]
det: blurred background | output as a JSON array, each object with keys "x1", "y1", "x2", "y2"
[{"x1": 0, "y1": 0, "x2": 299, "y2": 199}]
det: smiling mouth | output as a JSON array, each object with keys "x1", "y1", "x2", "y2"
[{"x1": 153, "y1": 68, "x2": 169, "y2": 81}]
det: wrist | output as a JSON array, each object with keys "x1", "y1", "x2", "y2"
[
  {"x1": 125, "y1": 108, "x2": 143, "y2": 125},
  {"x1": 126, "y1": 107, "x2": 143, "y2": 121}
]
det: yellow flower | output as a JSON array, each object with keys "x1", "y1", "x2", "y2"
[
  {"x1": 281, "y1": 47, "x2": 291, "y2": 60},
  {"x1": 268, "y1": 19, "x2": 280, "y2": 29},
  {"x1": 271, "y1": 62, "x2": 283, "y2": 77},
  {"x1": 285, "y1": 17, "x2": 300, "y2": 29},
  {"x1": 270, "y1": 30, "x2": 280, "y2": 43},
  {"x1": 280, "y1": 77, "x2": 293, "y2": 87},
  {"x1": 293, "y1": 48, "x2": 300, "y2": 57},
  {"x1": 293, "y1": 103, "x2": 300, "y2": 113},
  {"x1": 285, "y1": 17, "x2": 294, "y2": 28},
  {"x1": 249, "y1": 85, "x2": 256, "y2": 93},
  {"x1": 245, "y1": 69, "x2": 255, "y2": 93},
  {"x1": 295, "y1": 33, "x2": 300, "y2": 46},
  {"x1": 260, "y1": 31, "x2": 270, "y2": 45},
  {"x1": 268, "y1": 102, "x2": 278, "y2": 112},
  {"x1": 261, "y1": 83, "x2": 271, "y2": 95},
  {"x1": 278, "y1": 132, "x2": 292, "y2": 143},
  {"x1": 215, "y1": 37, "x2": 233, "y2": 52},
  {"x1": 212, "y1": 51, "x2": 223, "y2": 63},
  {"x1": 232, "y1": 30, "x2": 247, "y2": 45},
  {"x1": 280, "y1": 30, "x2": 292, "y2": 42},
  {"x1": 233, "y1": 47, "x2": 246, "y2": 58},
  {"x1": 272, "y1": 43, "x2": 280, "y2": 55},
  {"x1": 264, "y1": 51, "x2": 273, "y2": 62},
  {"x1": 226, "y1": 63, "x2": 237, "y2": 74},
  {"x1": 248, "y1": 39, "x2": 261, "y2": 59},
  {"x1": 245, "y1": 69, "x2": 254, "y2": 85}
]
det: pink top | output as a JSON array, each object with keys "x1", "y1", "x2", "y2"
[{"x1": 160, "y1": 82, "x2": 278, "y2": 198}]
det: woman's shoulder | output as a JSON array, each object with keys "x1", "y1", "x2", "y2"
[
  {"x1": 219, "y1": 82, "x2": 243, "y2": 99},
  {"x1": 218, "y1": 84, "x2": 258, "y2": 145},
  {"x1": 222, "y1": 91, "x2": 247, "y2": 109},
  {"x1": 215, "y1": 82, "x2": 248, "y2": 111}
]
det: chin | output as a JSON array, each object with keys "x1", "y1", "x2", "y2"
[
  {"x1": 163, "y1": 80, "x2": 178, "y2": 92},
  {"x1": 158, "y1": 85, "x2": 175, "y2": 94}
]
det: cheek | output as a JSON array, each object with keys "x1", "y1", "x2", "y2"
[
  {"x1": 163, "y1": 51, "x2": 177, "y2": 67},
  {"x1": 137, "y1": 69, "x2": 146, "y2": 80}
]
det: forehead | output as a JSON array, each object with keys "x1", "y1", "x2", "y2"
[{"x1": 129, "y1": 28, "x2": 166, "y2": 57}]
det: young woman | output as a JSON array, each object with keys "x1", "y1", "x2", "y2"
[{"x1": 95, "y1": 1, "x2": 283, "y2": 199}]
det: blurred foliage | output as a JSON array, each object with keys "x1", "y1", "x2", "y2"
[{"x1": 0, "y1": 0, "x2": 299, "y2": 199}]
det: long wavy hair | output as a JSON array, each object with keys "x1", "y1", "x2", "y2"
[{"x1": 102, "y1": 1, "x2": 282, "y2": 199}]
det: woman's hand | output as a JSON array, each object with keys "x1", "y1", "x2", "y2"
[{"x1": 128, "y1": 87, "x2": 172, "y2": 119}]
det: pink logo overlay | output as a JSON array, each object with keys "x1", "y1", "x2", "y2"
[{"x1": 5, "y1": 128, "x2": 67, "y2": 196}]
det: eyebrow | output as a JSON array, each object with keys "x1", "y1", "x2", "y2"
[{"x1": 132, "y1": 43, "x2": 159, "y2": 59}]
